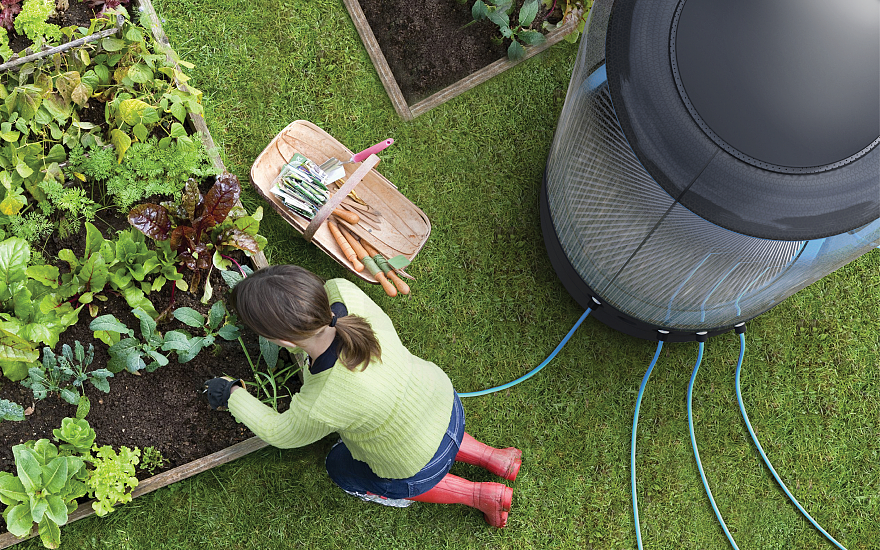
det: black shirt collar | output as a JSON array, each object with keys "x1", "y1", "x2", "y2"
[{"x1": 309, "y1": 302, "x2": 348, "y2": 375}]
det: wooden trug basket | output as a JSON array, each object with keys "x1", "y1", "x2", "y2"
[{"x1": 249, "y1": 120, "x2": 431, "y2": 283}]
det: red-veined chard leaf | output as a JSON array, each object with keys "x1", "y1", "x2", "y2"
[{"x1": 128, "y1": 204, "x2": 172, "y2": 241}]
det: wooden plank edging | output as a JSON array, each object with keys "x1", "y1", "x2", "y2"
[
  {"x1": 0, "y1": 437, "x2": 269, "y2": 549},
  {"x1": 409, "y1": 15, "x2": 580, "y2": 118},
  {"x1": 341, "y1": 0, "x2": 414, "y2": 120},
  {"x1": 341, "y1": 1, "x2": 581, "y2": 120}
]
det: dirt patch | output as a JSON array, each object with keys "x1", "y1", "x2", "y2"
[{"x1": 356, "y1": 0, "x2": 561, "y2": 103}]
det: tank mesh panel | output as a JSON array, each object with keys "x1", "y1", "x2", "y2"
[{"x1": 545, "y1": 61, "x2": 880, "y2": 330}]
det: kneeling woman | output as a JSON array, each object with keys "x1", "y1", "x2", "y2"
[{"x1": 206, "y1": 265, "x2": 521, "y2": 527}]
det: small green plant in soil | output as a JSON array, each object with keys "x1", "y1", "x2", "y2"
[
  {"x1": 471, "y1": 0, "x2": 546, "y2": 60},
  {"x1": 53, "y1": 416, "x2": 97, "y2": 456},
  {"x1": 88, "y1": 307, "x2": 170, "y2": 373},
  {"x1": 13, "y1": 0, "x2": 60, "y2": 50},
  {"x1": 161, "y1": 300, "x2": 240, "y2": 363},
  {"x1": 138, "y1": 446, "x2": 166, "y2": 475},
  {"x1": 20, "y1": 341, "x2": 113, "y2": 407},
  {"x1": 0, "y1": 397, "x2": 24, "y2": 422},
  {"x1": 86, "y1": 444, "x2": 139, "y2": 517},
  {"x1": 64, "y1": 138, "x2": 217, "y2": 214},
  {"x1": 0, "y1": 438, "x2": 89, "y2": 548},
  {"x1": 238, "y1": 335, "x2": 303, "y2": 411}
]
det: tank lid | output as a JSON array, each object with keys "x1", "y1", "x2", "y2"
[
  {"x1": 606, "y1": 0, "x2": 880, "y2": 240},
  {"x1": 672, "y1": 0, "x2": 879, "y2": 171}
]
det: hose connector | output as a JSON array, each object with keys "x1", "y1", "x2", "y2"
[
  {"x1": 695, "y1": 331, "x2": 708, "y2": 343},
  {"x1": 590, "y1": 296, "x2": 603, "y2": 308},
  {"x1": 734, "y1": 322, "x2": 746, "y2": 335},
  {"x1": 657, "y1": 329, "x2": 670, "y2": 342}
]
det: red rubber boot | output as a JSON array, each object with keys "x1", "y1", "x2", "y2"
[
  {"x1": 407, "y1": 473, "x2": 513, "y2": 528},
  {"x1": 455, "y1": 432, "x2": 522, "y2": 481}
]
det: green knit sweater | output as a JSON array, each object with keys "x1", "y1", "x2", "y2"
[{"x1": 228, "y1": 278, "x2": 455, "y2": 479}]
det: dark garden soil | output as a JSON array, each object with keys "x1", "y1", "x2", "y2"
[
  {"x1": 0, "y1": 190, "x2": 300, "y2": 480},
  {"x1": 357, "y1": 0, "x2": 562, "y2": 104}
]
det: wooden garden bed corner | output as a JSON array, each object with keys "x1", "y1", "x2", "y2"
[{"x1": 342, "y1": 0, "x2": 582, "y2": 120}]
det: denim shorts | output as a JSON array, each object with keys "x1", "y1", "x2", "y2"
[{"x1": 325, "y1": 392, "x2": 465, "y2": 499}]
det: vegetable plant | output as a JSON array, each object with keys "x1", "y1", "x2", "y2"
[
  {"x1": 52, "y1": 222, "x2": 159, "y2": 318},
  {"x1": 239, "y1": 335, "x2": 303, "y2": 411},
  {"x1": 0, "y1": 237, "x2": 82, "y2": 381},
  {"x1": 13, "y1": 0, "x2": 60, "y2": 50},
  {"x1": 139, "y1": 446, "x2": 166, "y2": 475},
  {"x1": 86, "y1": 444, "x2": 139, "y2": 517},
  {"x1": 53, "y1": 416, "x2": 97, "y2": 456},
  {"x1": 0, "y1": 439, "x2": 89, "y2": 548},
  {"x1": 0, "y1": 397, "x2": 24, "y2": 422},
  {"x1": 128, "y1": 173, "x2": 266, "y2": 299},
  {"x1": 161, "y1": 301, "x2": 240, "y2": 363},
  {"x1": 471, "y1": 0, "x2": 546, "y2": 60},
  {"x1": 0, "y1": 1, "x2": 22, "y2": 32},
  {"x1": 88, "y1": 307, "x2": 170, "y2": 373},
  {"x1": 20, "y1": 341, "x2": 113, "y2": 406}
]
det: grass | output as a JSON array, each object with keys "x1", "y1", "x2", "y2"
[{"x1": 12, "y1": 0, "x2": 879, "y2": 548}]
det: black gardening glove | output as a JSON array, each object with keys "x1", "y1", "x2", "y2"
[{"x1": 203, "y1": 377, "x2": 242, "y2": 410}]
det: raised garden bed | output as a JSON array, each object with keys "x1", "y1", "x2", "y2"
[
  {"x1": 0, "y1": 1, "x2": 276, "y2": 547},
  {"x1": 343, "y1": 0, "x2": 584, "y2": 120}
]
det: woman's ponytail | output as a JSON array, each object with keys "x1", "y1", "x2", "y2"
[{"x1": 334, "y1": 315, "x2": 381, "y2": 371}]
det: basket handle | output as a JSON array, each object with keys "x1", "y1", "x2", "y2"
[{"x1": 303, "y1": 154, "x2": 380, "y2": 242}]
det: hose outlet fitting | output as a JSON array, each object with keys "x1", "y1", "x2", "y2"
[
  {"x1": 657, "y1": 330, "x2": 670, "y2": 342},
  {"x1": 695, "y1": 331, "x2": 709, "y2": 343},
  {"x1": 734, "y1": 323, "x2": 747, "y2": 335}
]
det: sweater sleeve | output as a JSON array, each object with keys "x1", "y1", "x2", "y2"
[{"x1": 227, "y1": 387, "x2": 335, "y2": 448}]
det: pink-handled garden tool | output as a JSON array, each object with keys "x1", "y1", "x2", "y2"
[{"x1": 319, "y1": 138, "x2": 394, "y2": 183}]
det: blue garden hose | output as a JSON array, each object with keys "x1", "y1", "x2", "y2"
[
  {"x1": 734, "y1": 330, "x2": 848, "y2": 550},
  {"x1": 457, "y1": 308, "x2": 592, "y2": 398},
  {"x1": 688, "y1": 339, "x2": 740, "y2": 549},
  {"x1": 631, "y1": 340, "x2": 664, "y2": 550}
]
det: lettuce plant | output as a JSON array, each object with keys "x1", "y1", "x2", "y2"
[
  {"x1": 13, "y1": 0, "x2": 61, "y2": 49},
  {"x1": 0, "y1": 1, "x2": 22, "y2": 32},
  {"x1": 86, "y1": 444, "x2": 139, "y2": 517},
  {"x1": 52, "y1": 416, "x2": 96, "y2": 456},
  {"x1": 0, "y1": 439, "x2": 89, "y2": 548},
  {"x1": 51, "y1": 222, "x2": 159, "y2": 319},
  {"x1": 0, "y1": 237, "x2": 82, "y2": 381},
  {"x1": 128, "y1": 173, "x2": 266, "y2": 297}
]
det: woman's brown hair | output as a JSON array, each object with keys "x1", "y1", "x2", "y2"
[{"x1": 231, "y1": 265, "x2": 381, "y2": 370}]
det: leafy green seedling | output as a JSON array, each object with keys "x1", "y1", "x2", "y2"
[
  {"x1": 20, "y1": 342, "x2": 113, "y2": 406},
  {"x1": 239, "y1": 335, "x2": 303, "y2": 411},
  {"x1": 471, "y1": 0, "x2": 546, "y2": 60},
  {"x1": 53, "y1": 417, "x2": 97, "y2": 456},
  {"x1": 161, "y1": 301, "x2": 241, "y2": 363},
  {"x1": 139, "y1": 446, "x2": 167, "y2": 476},
  {"x1": 0, "y1": 398, "x2": 25, "y2": 422},
  {"x1": 89, "y1": 308, "x2": 170, "y2": 374},
  {"x1": 0, "y1": 439, "x2": 89, "y2": 548},
  {"x1": 87, "y1": 445, "x2": 140, "y2": 517}
]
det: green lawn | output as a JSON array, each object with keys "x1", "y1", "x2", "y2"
[{"x1": 16, "y1": 1, "x2": 879, "y2": 548}]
